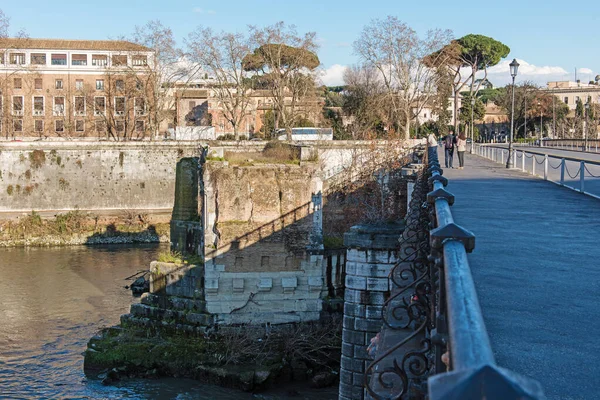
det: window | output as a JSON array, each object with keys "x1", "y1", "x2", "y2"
[
  {"x1": 95, "y1": 120, "x2": 106, "y2": 133},
  {"x1": 13, "y1": 119, "x2": 23, "y2": 132},
  {"x1": 96, "y1": 79, "x2": 104, "y2": 90},
  {"x1": 134, "y1": 98, "x2": 146, "y2": 115},
  {"x1": 115, "y1": 80, "x2": 125, "y2": 91},
  {"x1": 115, "y1": 97, "x2": 126, "y2": 115},
  {"x1": 12, "y1": 96, "x2": 24, "y2": 116},
  {"x1": 55, "y1": 120, "x2": 64, "y2": 132},
  {"x1": 34, "y1": 120, "x2": 44, "y2": 133},
  {"x1": 588, "y1": 96, "x2": 592, "y2": 103},
  {"x1": 132, "y1": 55, "x2": 147, "y2": 66},
  {"x1": 575, "y1": 96, "x2": 580, "y2": 103},
  {"x1": 115, "y1": 120, "x2": 125, "y2": 132},
  {"x1": 55, "y1": 79, "x2": 63, "y2": 89},
  {"x1": 33, "y1": 96, "x2": 44, "y2": 116},
  {"x1": 53, "y1": 97, "x2": 65, "y2": 116},
  {"x1": 136, "y1": 80, "x2": 143, "y2": 91},
  {"x1": 94, "y1": 96, "x2": 106, "y2": 116},
  {"x1": 0, "y1": 53, "x2": 4, "y2": 64},
  {"x1": 75, "y1": 79, "x2": 84, "y2": 91},
  {"x1": 564, "y1": 97, "x2": 569, "y2": 104},
  {"x1": 14, "y1": 78, "x2": 22, "y2": 89},
  {"x1": 72, "y1": 54, "x2": 87, "y2": 66},
  {"x1": 35, "y1": 78, "x2": 43, "y2": 90},
  {"x1": 75, "y1": 120, "x2": 85, "y2": 132},
  {"x1": 112, "y1": 55, "x2": 127, "y2": 66},
  {"x1": 10, "y1": 53, "x2": 25, "y2": 65},
  {"x1": 74, "y1": 96, "x2": 85, "y2": 116},
  {"x1": 31, "y1": 53, "x2": 46, "y2": 65},
  {"x1": 51, "y1": 54, "x2": 67, "y2": 66},
  {"x1": 92, "y1": 54, "x2": 108, "y2": 66},
  {"x1": 135, "y1": 120, "x2": 145, "y2": 133}
]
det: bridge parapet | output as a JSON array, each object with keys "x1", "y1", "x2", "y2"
[{"x1": 362, "y1": 147, "x2": 546, "y2": 400}]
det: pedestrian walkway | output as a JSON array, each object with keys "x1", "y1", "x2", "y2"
[{"x1": 442, "y1": 151, "x2": 600, "y2": 400}]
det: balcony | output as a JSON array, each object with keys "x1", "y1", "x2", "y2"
[
  {"x1": 12, "y1": 110, "x2": 23, "y2": 116},
  {"x1": 115, "y1": 111, "x2": 125, "y2": 116},
  {"x1": 33, "y1": 110, "x2": 44, "y2": 116}
]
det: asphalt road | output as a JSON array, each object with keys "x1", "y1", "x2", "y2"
[{"x1": 443, "y1": 151, "x2": 600, "y2": 400}]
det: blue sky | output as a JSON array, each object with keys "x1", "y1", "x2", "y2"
[{"x1": 2, "y1": 1, "x2": 599, "y2": 86}]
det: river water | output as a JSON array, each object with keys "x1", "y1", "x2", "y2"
[{"x1": 0, "y1": 245, "x2": 337, "y2": 399}]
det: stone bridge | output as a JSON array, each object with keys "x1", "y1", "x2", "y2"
[{"x1": 356, "y1": 144, "x2": 600, "y2": 400}]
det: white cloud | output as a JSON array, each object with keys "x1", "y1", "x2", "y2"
[
  {"x1": 319, "y1": 64, "x2": 347, "y2": 86},
  {"x1": 192, "y1": 7, "x2": 216, "y2": 14},
  {"x1": 480, "y1": 59, "x2": 591, "y2": 87}
]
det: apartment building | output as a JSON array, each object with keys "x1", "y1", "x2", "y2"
[
  {"x1": 0, "y1": 38, "x2": 154, "y2": 139},
  {"x1": 544, "y1": 80, "x2": 600, "y2": 110}
]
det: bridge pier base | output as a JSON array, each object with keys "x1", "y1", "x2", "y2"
[{"x1": 338, "y1": 223, "x2": 404, "y2": 400}]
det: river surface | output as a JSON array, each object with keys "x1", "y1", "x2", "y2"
[{"x1": 0, "y1": 245, "x2": 337, "y2": 399}]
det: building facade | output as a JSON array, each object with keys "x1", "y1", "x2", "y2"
[
  {"x1": 0, "y1": 38, "x2": 154, "y2": 139},
  {"x1": 544, "y1": 80, "x2": 600, "y2": 110}
]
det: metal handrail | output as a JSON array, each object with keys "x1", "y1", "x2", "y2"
[
  {"x1": 426, "y1": 147, "x2": 544, "y2": 399},
  {"x1": 473, "y1": 143, "x2": 600, "y2": 200}
]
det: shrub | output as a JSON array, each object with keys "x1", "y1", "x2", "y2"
[{"x1": 29, "y1": 150, "x2": 46, "y2": 169}]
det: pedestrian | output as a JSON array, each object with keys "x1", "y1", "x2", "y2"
[
  {"x1": 427, "y1": 132, "x2": 438, "y2": 149},
  {"x1": 442, "y1": 132, "x2": 456, "y2": 168},
  {"x1": 456, "y1": 133, "x2": 467, "y2": 169}
]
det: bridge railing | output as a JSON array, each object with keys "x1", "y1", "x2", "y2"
[
  {"x1": 542, "y1": 138, "x2": 600, "y2": 153},
  {"x1": 473, "y1": 143, "x2": 600, "y2": 200},
  {"x1": 425, "y1": 147, "x2": 545, "y2": 399},
  {"x1": 363, "y1": 146, "x2": 544, "y2": 399}
]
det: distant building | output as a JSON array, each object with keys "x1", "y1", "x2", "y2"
[
  {"x1": 0, "y1": 38, "x2": 155, "y2": 139},
  {"x1": 276, "y1": 127, "x2": 333, "y2": 141},
  {"x1": 543, "y1": 80, "x2": 600, "y2": 110}
]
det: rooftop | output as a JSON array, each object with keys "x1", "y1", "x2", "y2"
[{"x1": 0, "y1": 38, "x2": 152, "y2": 52}]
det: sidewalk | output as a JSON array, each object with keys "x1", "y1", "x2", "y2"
[{"x1": 442, "y1": 151, "x2": 600, "y2": 400}]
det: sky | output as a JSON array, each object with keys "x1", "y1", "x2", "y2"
[{"x1": 2, "y1": 0, "x2": 600, "y2": 87}]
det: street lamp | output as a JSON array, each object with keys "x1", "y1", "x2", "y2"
[
  {"x1": 584, "y1": 102, "x2": 590, "y2": 151},
  {"x1": 470, "y1": 97, "x2": 475, "y2": 153},
  {"x1": 537, "y1": 101, "x2": 543, "y2": 147},
  {"x1": 506, "y1": 58, "x2": 519, "y2": 168},
  {"x1": 524, "y1": 88, "x2": 527, "y2": 140}
]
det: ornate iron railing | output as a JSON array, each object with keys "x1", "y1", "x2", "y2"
[{"x1": 363, "y1": 147, "x2": 546, "y2": 399}]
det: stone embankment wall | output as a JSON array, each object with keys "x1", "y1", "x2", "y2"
[
  {"x1": 202, "y1": 161, "x2": 328, "y2": 324},
  {"x1": 0, "y1": 141, "x2": 200, "y2": 214}
]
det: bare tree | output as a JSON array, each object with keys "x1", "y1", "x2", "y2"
[
  {"x1": 187, "y1": 27, "x2": 252, "y2": 139},
  {"x1": 243, "y1": 22, "x2": 320, "y2": 140},
  {"x1": 124, "y1": 20, "x2": 187, "y2": 140},
  {"x1": 354, "y1": 16, "x2": 452, "y2": 139}
]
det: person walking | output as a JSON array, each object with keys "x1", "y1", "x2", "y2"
[
  {"x1": 456, "y1": 133, "x2": 467, "y2": 169},
  {"x1": 442, "y1": 132, "x2": 456, "y2": 168}
]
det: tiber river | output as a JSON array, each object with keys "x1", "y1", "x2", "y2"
[{"x1": 0, "y1": 244, "x2": 336, "y2": 399}]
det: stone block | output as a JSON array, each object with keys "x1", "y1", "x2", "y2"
[
  {"x1": 354, "y1": 317, "x2": 383, "y2": 333},
  {"x1": 257, "y1": 278, "x2": 273, "y2": 292},
  {"x1": 281, "y1": 276, "x2": 298, "y2": 294},
  {"x1": 342, "y1": 329, "x2": 366, "y2": 345},
  {"x1": 366, "y1": 277, "x2": 391, "y2": 292},
  {"x1": 353, "y1": 372, "x2": 366, "y2": 386},
  {"x1": 232, "y1": 278, "x2": 244, "y2": 293},
  {"x1": 365, "y1": 305, "x2": 383, "y2": 319},
  {"x1": 346, "y1": 275, "x2": 367, "y2": 290},
  {"x1": 308, "y1": 276, "x2": 323, "y2": 291},
  {"x1": 339, "y1": 368, "x2": 353, "y2": 385},
  {"x1": 354, "y1": 345, "x2": 369, "y2": 360},
  {"x1": 339, "y1": 381, "x2": 354, "y2": 399},
  {"x1": 343, "y1": 315, "x2": 355, "y2": 329},
  {"x1": 344, "y1": 303, "x2": 366, "y2": 318},
  {"x1": 205, "y1": 278, "x2": 219, "y2": 295},
  {"x1": 353, "y1": 262, "x2": 393, "y2": 278},
  {"x1": 342, "y1": 342, "x2": 354, "y2": 357},
  {"x1": 341, "y1": 355, "x2": 365, "y2": 373}
]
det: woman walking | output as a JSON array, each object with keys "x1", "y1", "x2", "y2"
[{"x1": 456, "y1": 133, "x2": 467, "y2": 169}]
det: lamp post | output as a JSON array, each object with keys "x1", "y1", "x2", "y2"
[
  {"x1": 470, "y1": 97, "x2": 475, "y2": 153},
  {"x1": 584, "y1": 102, "x2": 589, "y2": 151},
  {"x1": 537, "y1": 101, "x2": 543, "y2": 147},
  {"x1": 506, "y1": 58, "x2": 519, "y2": 168}
]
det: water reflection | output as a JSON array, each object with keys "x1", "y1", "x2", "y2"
[{"x1": 0, "y1": 245, "x2": 336, "y2": 399}]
